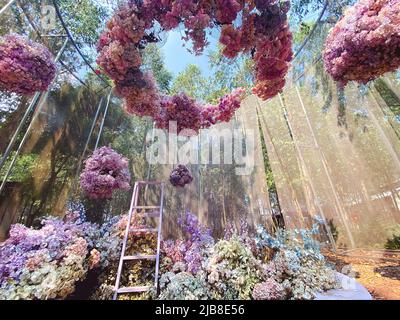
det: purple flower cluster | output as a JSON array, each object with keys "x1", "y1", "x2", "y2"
[
  {"x1": 178, "y1": 212, "x2": 213, "y2": 244},
  {"x1": 156, "y1": 93, "x2": 203, "y2": 134},
  {"x1": 323, "y1": 0, "x2": 400, "y2": 85},
  {"x1": 0, "y1": 211, "x2": 92, "y2": 288},
  {"x1": 162, "y1": 212, "x2": 213, "y2": 274},
  {"x1": 80, "y1": 147, "x2": 131, "y2": 199},
  {"x1": 169, "y1": 164, "x2": 194, "y2": 188},
  {"x1": 0, "y1": 34, "x2": 56, "y2": 95}
]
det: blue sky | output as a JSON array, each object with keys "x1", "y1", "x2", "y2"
[{"x1": 161, "y1": 30, "x2": 218, "y2": 78}]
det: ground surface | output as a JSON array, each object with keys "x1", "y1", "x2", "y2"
[{"x1": 324, "y1": 249, "x2": 400, "y2": 300}]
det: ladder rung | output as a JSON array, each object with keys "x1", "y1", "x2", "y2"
[
  {"x1": 129, "y1": 228, "x2": 158, "y2": 233},
  {"x1": 136, "y1": 181, "x2": 163, "y2": 185},
  {"x1": 117, "y1": 286, "x2": 152, "y2": 294},
  {"x1": 123, "y1": 254, "x2": 156, "y2": 261},
  {"x1": 133, "y1": 206, "x2": 160, "y2": 209}
]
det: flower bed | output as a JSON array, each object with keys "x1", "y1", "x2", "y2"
[
  {"x1": 0, "y1": 207, "x2": 340, "y2": 300},
  {"x1": 155, "y1": 214, "x2": 339, "y2": 300},
  {"x1": 0, "y1": 203, "x2": 121, "y2": 299}
]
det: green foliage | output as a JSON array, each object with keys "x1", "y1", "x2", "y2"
[
  {"x1": 0, "y1": 153, "x2": 38, "y2": 183},
  {"x1": 374, "y1": 78, "x2": 400, "y2": 117},
  {"x1": 58, "y1": 0, "x2": 108, "y2": 47},
  {"x1": 205, "y1": 47, "x2": 254, "y2": 103},
  {"x1": 170, "y1": 47, "x2": 254, "y2": 104},
  {"x1": 293, "y1": 22, "x2": 312, "y2": 45},
  {"x1": 142, "y1": 44, "x2": 173, "y2": 93},
  {"x1": 170, "y1": 64, "x2": 209, "y2": 101},
  {"x1": 385, "y1": 234, "x2": 400, "y2": 250}
]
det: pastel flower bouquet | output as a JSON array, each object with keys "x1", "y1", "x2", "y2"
[{"x1": 0, "y1": 205, "x2": 115, "y2": 300}]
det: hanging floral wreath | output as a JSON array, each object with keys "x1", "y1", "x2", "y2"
[
  {"x1": 97, "y1": 0, "x2": 292, "y2": 134},
  {"x1": 323, "y1": 0, "x2": 400, "y2": 86},
  {"x1": 170, "y1": 164, "x2": 194, "y2": 187},
  {"x1": 80, "y1": 147, "x2": 131, "y2": 199},
  {"x1": 0, "y1": 34, "x2": 57, "y2": 95}
]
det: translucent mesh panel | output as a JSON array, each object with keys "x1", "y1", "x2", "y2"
[
  {"x1": 257, "y1": 95, "x2": 315, "y2": 230},
  {"x1": 258, "y1": 64, "x2": 400, "y2": 248},
  {"x1": 146, "y1": 99, "x2": 273, "y2": 238},
  {"x1": 0, "y1": 83, "x2": 109, "y2": 240}
]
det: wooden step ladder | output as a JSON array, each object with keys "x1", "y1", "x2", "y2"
[{"x1": 113, "y1": 181, "x2": 165, "y2": 300}]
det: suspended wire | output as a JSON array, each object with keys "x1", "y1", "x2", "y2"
[
  {"x1": 292, "y1": 0, "x2": 330, "y2": 61},
  {"x1": 57, "y1": 61, "x2": 88, "y2": 87},
  {"x1": 51, "y1": 0, "x2": 110, "y2": 88}
]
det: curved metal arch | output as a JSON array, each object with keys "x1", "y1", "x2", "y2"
[
  {"x1": 292, "y1": 0, "x2": 330, "y2": 61},
  {"x1": 16, "y1": 1, "x2": 90, "y2": 89},
  {"x1": 51, "y1": 0, "x2": 110, "y2": 88}
]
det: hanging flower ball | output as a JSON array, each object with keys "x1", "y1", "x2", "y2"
[
  {"x1": 155, "y1": 93, "x2": 203, "y2": 134},
  {"x1": 80, "y1": 147, "x2": 131, "y2": 199},
  {"x1": 169, "y1": 165, "x2": 193, "y2": 188},
  {"x1": 96, "y1": 0, "x2": 293, "y2": 133},
  {"x1": 323, "y1": 0, "x2": 400, "y2": 85},
  {"x1": 0, "y1": 34, "x2": 57, "y2": 95}
]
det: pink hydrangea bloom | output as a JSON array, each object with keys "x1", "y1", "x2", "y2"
[
  {"x1": 155, "y1": 93, "x2": 203, "y2": 134},
  {"x1": 122, "y1": 72, "x2": 161, "y2": 117},
  {"x1": 80, "y1": 147, "x2": 131, "y2": 199},
  {"x1": 215, "y1": 0, "x2": 243, "y2": 24},
  {"x1": 220, "y1": 24, "x2": 243, "y2": 59},
  {"x1": 201, "y1": 88, "x2": 246, "y2": 127},
  {"x1": 323, "y1": 0, "x2": 400, "y2": 85},
  {"x1": 0, "y1": 34, "x2": 56, "y2": 95}
]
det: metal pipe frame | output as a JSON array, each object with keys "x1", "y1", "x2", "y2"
[
  {"x1": 51, "y1": 0, "x2": 110, "y2": 88},
  {"x1": 94, "y1": 90, "x2": 112, "y2": 150},
  {"x1": 70, "y1": 96, "x2": 106, "y2": 197}
]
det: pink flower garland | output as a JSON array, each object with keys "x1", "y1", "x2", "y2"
[
  {"x1": 0, "y1": 34, "x2": 57, "y2": 95},
  {"x1": 323, "y1": 0, "x2": 400, "y2": 85},
  {"x1": 96, "y1": 0, "x2": 293, "y2": 133},
  {"x1": 80, "y1": 147, "x2": 131, "y2": 199}
]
